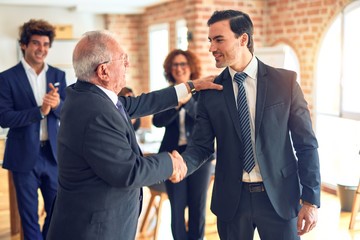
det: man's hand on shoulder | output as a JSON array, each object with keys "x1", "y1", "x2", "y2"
[{"x1": 187, "y1": 75, "x2": 223, "y2": 93}]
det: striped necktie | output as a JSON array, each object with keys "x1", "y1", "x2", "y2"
[{"x1": 234, "y1": 72, "x2": 255, "y2": 173}]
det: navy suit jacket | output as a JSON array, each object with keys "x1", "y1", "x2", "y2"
[
  {"x1": 182, "y1": 59, "x2": 321, "y2": 221},
  {"x1": 0, "y1": 62, "x2": 66, "y2": 172},
  {"x1": 153, "y1": 95, "x2": 198, "y2": 152},
  {"x1": 47, "y1": 81, "x2": 179, "y2": 240}
]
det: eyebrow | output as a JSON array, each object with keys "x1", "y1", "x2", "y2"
[
  {"x1": 31, "y1": 39, "x2": 50, "y2": 45},
  {"x1": 208, "y1": 35, "x2": 224, "y2": 41}
]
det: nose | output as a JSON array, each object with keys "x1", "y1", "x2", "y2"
[
  {"x1": 38, "y1": 43, "x2": 48, "y2": 52},
  {"x1": 209, "y1": 42, "x2": 216, "y2": 52}
]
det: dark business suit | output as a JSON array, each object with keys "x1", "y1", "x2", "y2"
[
  {"x1": 153, "y1": 95, "x2": 212, "y2": 240},
  {"x1": 47, "y1": 80, "x2": 179, "y2": 240},
  {"x1": 132, "y1": 117, "x2": 141, "y2": 131},
  {"x1": 0, "y1": 62, "x2": 66, "y2": 239},
  {"x1": 182, "y1": 59, "x2": 320, "y2": 238}
]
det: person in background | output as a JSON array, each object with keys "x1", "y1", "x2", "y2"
[
  {"x1": 153, "y1": 49, "x2": 213, "y2": 240},
  {"x1": 176, "y1": 10, "x2": 320, "y2": 240},
  {"x1": 0, "y1": 19, "x2": 67, "y2": 239},
  {"x1": 118, "y1": 87, "x2": 141, "y2": 131},
  {"x1": 46, "y1": 30, "x2": 222, "y2": 240}
]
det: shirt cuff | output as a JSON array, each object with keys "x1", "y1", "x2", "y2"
[{"x1": 174, "y1": 83, "x2": 188, "y2": 101}]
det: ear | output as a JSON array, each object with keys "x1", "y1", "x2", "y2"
[
  {"x1": 20, "y1": 43, "x2": 26, "y2": 51},
  {"x1": 96, "y1": 64, "x2": 110, "y2": 81},
  {"x1": 240, "y1": 33, "x2": 248, "y2": 47}
]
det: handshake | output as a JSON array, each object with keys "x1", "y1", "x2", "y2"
[{"x1": 168, "y1": 150, "x2": 187, "y2": 183}]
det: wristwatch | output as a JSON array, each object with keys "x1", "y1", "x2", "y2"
[
  {"x1": 301, "y1": 200, "x2": 318, "y2": 208},
  {"x1": 187, "y1": 81, "x2": 196, "y2": 95}
]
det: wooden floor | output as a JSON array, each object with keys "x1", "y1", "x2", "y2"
[{"x1": 0, "y1": 167, "x2": 359, "y2": 240}]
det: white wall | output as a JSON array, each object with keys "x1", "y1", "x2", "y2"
[{"x1": 0, "y1": 5, "x2": 105, "y2": 71}]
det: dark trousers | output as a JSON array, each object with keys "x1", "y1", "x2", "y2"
[
  {"x1": 12, "y1": 142, "x2": 58, "y2": 240},
  {"x1": 166, "y1": 145, "x2": 212, "y2": 240},
  {"x1": 217, "y1": 183, "x2": 300, "y2": 240}
]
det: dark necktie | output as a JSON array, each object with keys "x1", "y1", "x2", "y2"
[
  {"x1": 116, "y1": 100, "x2": 127, "y2": 120},
  {"x1": 234, "y1": 72, "x2": 255, "y2": 173}
]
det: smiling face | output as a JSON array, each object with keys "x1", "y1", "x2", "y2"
[
  {"x1": 21, "y1": 34, "x2": 50, "y2": 71},
  {"x1": 171, "y1": 54, "x2": 191, "y2": 84},
  {"x1": 208, "y1": 19, "x2": 251, "y2": 72}
]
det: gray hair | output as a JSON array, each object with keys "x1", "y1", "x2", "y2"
[{"x1": 73, "y1": 30, "x2": 118, "y2": 81}]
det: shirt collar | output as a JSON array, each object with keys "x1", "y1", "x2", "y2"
[
  {"x1": 21, "y1": 58, "x2": 48, "y2": 73},
  {"x1": 95, "y1": 85, "x2": 118, "y2": 106},
  {"x1": 228, "y1": 55, "x2": 258, "y2": 81}
]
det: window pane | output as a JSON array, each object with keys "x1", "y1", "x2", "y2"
[
  {"x1": 149, "y1": 24, "x2": 169, "y2": 91},
  {"x1": 149, "y1": 24, "x2": 169, "y2": 142},
  {"x1": 316, "y1": 17, "x2": 341, "y2": 115},
  {"x1": 176, "y1": 19, "x2": 188, "y2": 50},
  {"x1": 342, "y1": 7, "x2": 360, "y2": 117}
]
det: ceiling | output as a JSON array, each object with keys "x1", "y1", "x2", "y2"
[{"x1": 0, "y1": 0, "x2": 172, "y2": 14}]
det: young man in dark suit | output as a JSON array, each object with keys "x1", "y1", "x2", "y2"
[
  {"x1": 0, "y1": 19, "x2": 67, "y2": 239},
  {"x1": 179, "y1": 10, "x2": 321, "y2": 240},
  {"x1": 46, "y1": 30, "x2": 222, "y2": 240}
]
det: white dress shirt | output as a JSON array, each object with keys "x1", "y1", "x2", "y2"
[
  {"x1": 21, "y1": 58, "x2": 49, "y2": 141},
  {"x1": 178, "y1": 108, "x2": 187, "y2": 146},
  {"x1": 228, "y1": 56, "x2": 263, "y2": 183}
]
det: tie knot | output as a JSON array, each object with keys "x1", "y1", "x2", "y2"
[
  {"x1": 234, "y1": 72, "x2": 247, "y2": 85},
  {"x1": 116, "y1": 100, "x2": 123, "y2": 109}
]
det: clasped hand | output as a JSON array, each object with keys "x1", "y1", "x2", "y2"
[{"x1": 168, "y1": 150, "x2": 187, "y2": 183}]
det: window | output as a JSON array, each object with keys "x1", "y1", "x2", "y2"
[
  {"x1": 316, "y1": 17, "x2": 341, "y2": 116},
  {"x1": 148, "y1": 23, "x2": 169, "y2": 142},
  {"x1": 316, "y1": 1, "x2": 360, "y2": 187},
  {"x1": 317, "y1": 1, "x2": 360, "y2": 118},
  {"x1": 342, "y1": 4, "x2": 360, "y2": 118},
  {"x1": 149, "y1": 23, "x2": 169, "y2": 91},
  {"x1": 176, "y1": 19, "x2": 188, "y2": 50}
]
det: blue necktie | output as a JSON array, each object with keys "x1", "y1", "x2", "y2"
[
  {"x1": 116, "y1": 100, "x2": 127, "y2": 120},
  {"x1": 234, "y1": 72, "x2": 255, "y2": 173}
]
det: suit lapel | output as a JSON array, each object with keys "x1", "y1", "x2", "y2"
[
  {"x1": 123, "y1": 110, "x2": 134, "y2": 129},
  {"x1": 14, "y1": 63, "x2": 37, "y2": 106},
  {"x1": 221, "y1": 60, "x2": 269, "y2": 142},
  {"x1": 77, "y1": 81, "x2": 135, "y2": 130},
  {"x1": 117, "y1": 97, "x2": 139, "y2": 128},
  {"x1": 254, "y1": 59, "x2": 268, "y2": 140},
  {"x1": 46, "y1": 66, "x2": 56, "y2": 91},
  {"x1": 221, "y1": 69, "x2": 243, "y2": 142}
]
